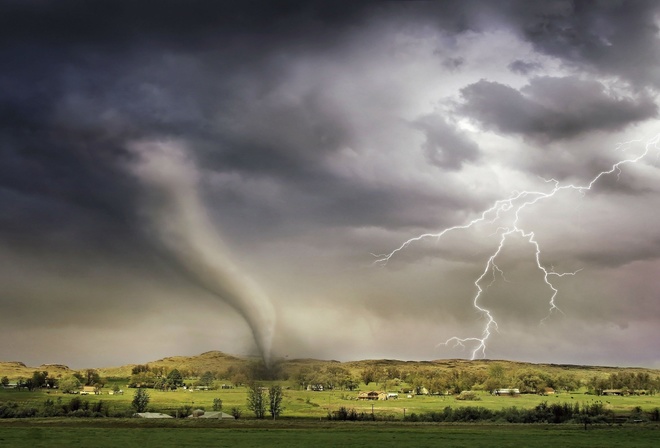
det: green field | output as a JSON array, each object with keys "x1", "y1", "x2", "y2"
[
  {"x1": 0, "y1": 419, "x2": 658, "y2": 448},
  {"x1": 2, "y1": 385, "x2": 659, "y2": 419}
]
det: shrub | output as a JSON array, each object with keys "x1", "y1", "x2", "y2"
[
  {"x1": 650, "y1": 408, "x2": 659, "y2": 422},
  {"x1": 230, "y1": 406, "x2": 242, "y2": 419},
  {"x1": 455, "y1": 391, "x2": 480, "y2": 401}
]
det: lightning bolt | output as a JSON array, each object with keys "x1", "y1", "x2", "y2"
[{"x1": 374, "y1": 134, "x2": 660, "y2": 359}]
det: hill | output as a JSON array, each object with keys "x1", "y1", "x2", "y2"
[
  {"x1": 0, "y1": 362, "x2": 73, "y2": 380},
  {"x1": 96, "y1": 351, "x2": 249, "y2": 378},
  {"x1": 2, "y1": 351, "x2": 659, "y2": 385}
]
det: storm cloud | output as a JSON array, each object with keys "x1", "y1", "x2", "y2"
[
  {"x1": 459, "y1": 77, "x2": 657, "y2": 141},
  {"x1": 1, "y1": 0, "x2": 659, "y2": 368}
]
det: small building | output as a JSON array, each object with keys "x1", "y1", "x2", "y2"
[
  {"x1": 80, "y1": 386, "x2": 98, "y2": 395},
  {"x1": 188, "y1": 411, "x2": 235, "y2": 419},
  {"x1": 602, "y1": 389, "x2": 623, "y2": 396},
  {"x1": 134, "y1": 412, "x2": 174, "y2": 419},
  {"x1": 493, "y1": 388, "x2": 520, "y2": 396},
  {"x1": 357, "y1": 391, "x2": 388, "y2": 400}
]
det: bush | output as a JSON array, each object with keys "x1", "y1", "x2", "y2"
[
  {"x1": 327, "y1": 407, "x2": 374, "y2": 421},
  {"x1": 174, "y1": 405, "x2": 193, "y2": 418},
  {"x1": 452, "y1": 406, "x2": 493, "y2": 422},
  {"x1": 455, "y1": 391, "x2": 480, "y2": 401},
  {"x1": 0, "y1": 402, "x2": 19, "y2": 418},
  {"x1": 230, "y1": 406, "x2": 242, "y2": 419}
]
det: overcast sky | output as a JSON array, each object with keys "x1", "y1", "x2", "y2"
[{"x1": 2, "y1": 0, "x2": 660, "y2": 369}]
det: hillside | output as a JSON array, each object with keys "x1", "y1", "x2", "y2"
[
  {"x1": 2, "y1": 351, "x2": 659, "y2": 383},
  {"x1": 97, "y1": 351, "x2": 249, "y2": 377},
  {"x1": 0, "y1": 362, "x2": 73, "y2": 379}
]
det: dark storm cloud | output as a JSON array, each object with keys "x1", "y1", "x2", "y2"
[
  {"x1": 458, "y1": 76, "x2": 657, "y2": 141},
  {"x1": 413, "y1": 113, "x2": 481, "y2": 170},
  {"x1": 0, "y1": 0, "x2": 373, "y2": 48},
  {"x1": 442, "y1": 56, "x2": 465, "y2": 72},
  {"x1": 0, "y1": 1, "x2": 370, "y2": 247},
  {"x1": 504, "y1": 0, "x2": 660, "y2": 88},
  {"x1": 1, "y1": 0, "x2": 659, "y2": 367},
  {"x1": 507, "y1": 59, "x2": 542, "y2": 75}
]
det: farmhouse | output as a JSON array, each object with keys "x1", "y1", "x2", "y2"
[
  {"x1": 602, "y1": 389, "x2": 624, "y2": 396},
  {"x1": 357, "y1": 391, "x2": 388, "y2": 400},
  {"x1": 80, "y1": 386, "x2": 98, "y2": 395}
]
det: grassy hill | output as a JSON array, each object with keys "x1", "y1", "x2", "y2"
[
  {"x1": 2, "y1": 351, "x2": 659, "y2": 384},
  {"x1": 96, "y1": 351, "x2": 250, "y2": 378},
  {"x1": 0, "y1": 362, "x2": 73, "y2": 380}
]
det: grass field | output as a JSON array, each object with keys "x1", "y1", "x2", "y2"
[
  {"x1": 2, "y1": 385, "x2": 660, "y2": 419},
  {"x1": 0, "y1": 419, "x2": 658, "y2": 448}
]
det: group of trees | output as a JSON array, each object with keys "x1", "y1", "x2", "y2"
[
  {"x1": 3, "y1": 369, "x2": 105, "y2": 393},
  {"x1": 246, "y1": 383, "x2": 283, "y2": 419},
  {"x1": 296, "y1": 365, "x2": 359, "y2": 391},
  {"x1": 350, "y1": 364, "x2": 660, "y2": 396},
  {"x1": 0, "y1": 396, "x2": 133, "y2": 419},
  {"x1": 129, "y1": 365, "x2": 236, "y2": 390},
  {"x1": 587, "y1": 372, "x2": 659, "y2": 395},
  {"x1": 402, "y1": 401, "x2": 633, "y2": 425},
  {"x1": 129, "y1": 367, "x2": 193, "y2": 390}
]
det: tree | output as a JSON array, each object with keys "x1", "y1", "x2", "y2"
[
  {"x1": 166, "y1": 369, "x2": 184, "y2": 389},
  {"x1": 361, "y1": 367, "x2": 377, "y2": 386},
  {"x1": 132, "y1": 388, "x2": 150, "y2": 413},
  {"x1": 246, "y1": 383, "x2": 266, "y2": 419},
  {"x1": 58, "y1": 375, "x2": 81, "y2": 394},
  {"x1": 485, "y1": 363, "x2": 506, "y2": 392},
  {"x1": 84, "y1": 369, "x2": 102, "y2": 387},
  {"x1": 1, "y1": 376, "x2": 8, "y2": 387},
  {"x1": 515, "y1": 369, "x2": 547, "y2": 394},
  {"x1": 129, "y1": 371, "x2": 157, "y2": 388},
  {"x1": 31, "y1": 371, "x2": 49, "y2": 390},
  {"x1": 198, "y1": 371, "x2": 215, "y2": 387},
  {"x1": 345, "y1": 376, "x2": 359, "y2": 391},
  {"x1": 268, "y1": 385, "x2": 284, "y2": 419},
  {"x1": 131, "y1": 364, "x2": 150, "y2": 375}
]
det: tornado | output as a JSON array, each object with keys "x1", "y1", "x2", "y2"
[{"x1": 128, "y1": 140, "x2": 276, "y2": 366}]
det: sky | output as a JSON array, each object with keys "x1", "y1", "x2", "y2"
[{"x1": 1, "y1": 0, "x2": 660, "y2": 369}]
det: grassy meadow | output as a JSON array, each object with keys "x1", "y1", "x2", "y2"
[{"x1": 1, "y1": 380, "x2": 659, "y2": 419}]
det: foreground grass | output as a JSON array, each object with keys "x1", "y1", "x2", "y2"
[{"x1": 0, "y1": 419, "x2": 658, "y2": 448}]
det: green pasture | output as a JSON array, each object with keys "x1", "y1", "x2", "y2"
[
  {"x1": 0, "y1": 419, "x2": 658, "y2": 448},
  {"x1": 1, "y1": 385, "x2": 659, "y2": 419}
]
